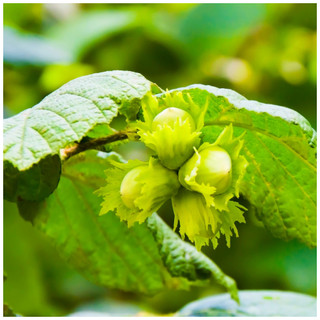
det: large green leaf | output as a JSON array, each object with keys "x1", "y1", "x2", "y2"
[
  {"x1": 178, "y1": 4, "x2": 267, "y2": 57},
  {"x1": 4, "y1": 26, "x2": 72, "y2": 66},
  {"x1": 177, "y1": 290, "x2": 316, "y2": 316},
  {"x1": 4, "y1": 71, "x2": 160, "y2": 202},
  {"x1": 46, "y1": 10, "x2": 137, "y2": 61},
  {"x1": 17, "y1": 151, "x2": 238, "y2": 299},
  {"x1": 159, "y1": 85, "x2": 316, "y2": 247}
]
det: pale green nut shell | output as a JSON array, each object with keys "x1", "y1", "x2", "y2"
[
  {"x1": 179, "y1": 146, "x2": 232, "y2": 195},
  {"x1": 141, "y1": 107, "x2": 200, "y2": 170},
  {"x1": 152, "y1": 107, "x2": 196, "y2": 131},
  {"x1": 119, "y1": 159, "x2": 181, "y2": 213},
  {"x1": 120, "y1": 165, "x2": 145, "y2": 209}
]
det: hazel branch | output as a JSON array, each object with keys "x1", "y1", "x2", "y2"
[{"x1": 61, "y1": 130, "x2": 137, "y2": 161}]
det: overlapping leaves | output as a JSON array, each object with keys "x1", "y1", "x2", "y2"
[
  {"x1": 4, "y1": 71, "x2": 160, "y2": 201},
  {"x1": 3, "y1": 71, "x2": 317, "y2": 301},
  {"x1": 17, "y1": 151, "x2": 238, "y2": 299},
  {"x1": 158, "y1": 85, "x2": 316, "y2": 247}
]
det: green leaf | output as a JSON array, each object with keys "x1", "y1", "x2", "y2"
[
  {"x1": 17, "y1": 150, "x2": 238, "y2": 299},
  {"x1": 147, "y1": 212, "x2": 238, "y2": 302},
  {"x1": 46, "y1": 10, "x2": 137, "y2": 61},
  {"x1": 4, "y1": 26, "x2": 72, "y2": 66},
  {"x1": 177, "y1": 290, "x2": 317, "y2": 316},
  {"x1": 159, "y1": 85, "x2": 316, "y2": 247},
  {"x1": 4, "y1": 71, "x2": 160, "y2": 202},
  {"x1": 178, "y1": 4, "x2": 267, "y2": 57},
  {"x1": 4, "y1": 155, "x2": 61, "y2": 202},
  {"x1": 4, "y1": 201, "x2": 63, "y2": 316},
  {"x1": 3, "y1": 304, "x2": 17, "y2": 317}
]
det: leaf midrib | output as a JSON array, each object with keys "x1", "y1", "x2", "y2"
[
  {"x1": 241, "y1": 145, "x2": 287, "y2": 232},
  {"x1": 252, "y1": 131, "x2": 316, "y2": 206},
  {"x1": 252, "y1": 132, "x2": 313, "y2": 243}
]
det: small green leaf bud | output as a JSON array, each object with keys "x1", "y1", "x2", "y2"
[
  {"x1": 180, "y1": 146, "x2": 232, "y2": 195},
  {"x1": 152, "y1": 107, "x2": 196, "y2": 131}
]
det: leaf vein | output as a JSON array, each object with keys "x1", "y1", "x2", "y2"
[
  {"x1": 19, "y1": 109, "x2": 32, "y2": 161},
  {"x1": 53, "y1": 190, "x2": 92, "y2": 264},
  {"x1": 68, "y1": 178, "x2": 148, "y2": 291},
  {"x1": 242, "y1": 146, "x2": 288, "y2": 233},
  {"x1": 252, "y1": 132, "x2": 313, "y2": 242},
  {"x1": 253, "y1": 132, "x2": 316, "y2": 206},
  {"x1": 110, "y1": 74, "x2": 141, "y2": 94},
  {"x1": 29, "y1": 127, "x2": 53, "y2": 152},
  {"x1": 36, "y1": 108, "x2": 79, "y2": 140},
  {"x1": 60, "y1": 92, "x2": 110, "y2": 121}
]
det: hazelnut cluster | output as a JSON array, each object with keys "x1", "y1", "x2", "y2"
[{"x1": 98, "y1": 92, "x2": 248, "y2": 250}]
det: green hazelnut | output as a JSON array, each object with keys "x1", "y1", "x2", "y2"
[
  {"x1": 152, "y1": 107, "x2": 196, "y2": 131},
  {"x1": 120, "y1": 166, "x2": 145, "y2": 209},
  {"x1": 139, "y1": 107, "x2": 200, "y2": 170},
  {"x1": 179, "y1": 146, "x2": 232, "y2": 195},
  {"x1": 119, "y1": 160, "x2": 180, "y2": 211}
]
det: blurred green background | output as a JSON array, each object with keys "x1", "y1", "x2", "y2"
[{"x1": 3, "y1": 3, "x2": 316, "y2": 316}]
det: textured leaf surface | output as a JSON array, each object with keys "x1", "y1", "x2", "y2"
[
  {"x1": 147, "y1": 214, "x2": 238, "y2": 302},
  {"x1": 160, "y1": 86, "x2": 316, "y2": 247},
  {"x1": 4, "y1": 71, "x2": 159, "y2": 202},
  {"x1": 177, "y1": 290, "x2": 316, "y2": 316},
  {"x1": 18, "y1": 151, "x2": 238, "y2": 298},
  {"x1": 4, "y1": 71, "x2": 158, "y2": 171}
]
